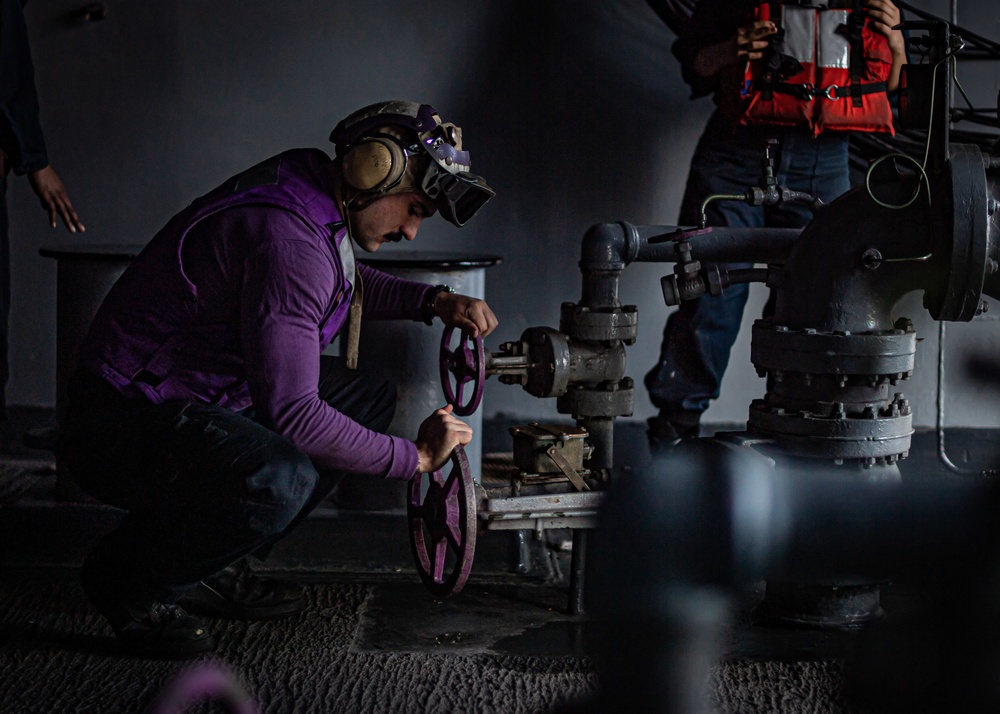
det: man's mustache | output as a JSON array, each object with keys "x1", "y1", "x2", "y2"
[{"x1": 385, "y1": 232, "x2": 405, "y2": 243}]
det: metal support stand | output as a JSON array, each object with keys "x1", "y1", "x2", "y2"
[
  {"x1": 569, "y1": 529, "x2": 587, "y2": 615},
  {"x1": 39, "y1": 244, "x2": 142, "y2": 501}
]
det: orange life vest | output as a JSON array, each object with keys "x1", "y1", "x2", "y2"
[{"x1": 731, "y1": 1, "x2": 895, "y2": 136}]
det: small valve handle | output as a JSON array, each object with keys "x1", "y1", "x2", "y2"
[{"x1": 439, "y1": 326, "x2": 486, "y2": 416}]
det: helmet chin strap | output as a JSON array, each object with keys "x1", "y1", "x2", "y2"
[
  {"x1": 343, "y1": 188, "x2": 374, "y2": 216},
  {"x1": 339, "y1": 179, "x2": 377, "y2": 246},
  {"x1": 341, "y1": 196, "x2": 357, "y2": 245},
  {"x1": 338, "y1": 193, "x2": 365, "y2": 371}
]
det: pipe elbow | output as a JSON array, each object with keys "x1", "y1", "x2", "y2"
[{"x1": 580, "y1": 222, "x2": 639, "y2": 272}]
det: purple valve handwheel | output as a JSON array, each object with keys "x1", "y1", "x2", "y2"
[
  {"x1": 439, "y1": 325, "x2": 485, "y2": 416},
  {"x1": 407, "y1": 444, "x2": 477, "y2": 597}
]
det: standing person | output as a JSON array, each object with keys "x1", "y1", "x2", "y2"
[
  {"x1": 644, "y1": 0, "x2": 906, "y2": 450},
  {"x1": 58, "y1": 100, "x2": 497, "y2": 658},
  {"x1": 1, "y1": 0, "x2": 85, "y2": 421}
]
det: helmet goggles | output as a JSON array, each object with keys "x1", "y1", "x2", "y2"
[{"x1": 412, "y1": 123, "x2": 494, "y2": 227}]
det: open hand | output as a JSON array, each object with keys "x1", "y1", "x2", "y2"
[{"x1": 28, "y1": 165, "x2": 85, "y2": 233}]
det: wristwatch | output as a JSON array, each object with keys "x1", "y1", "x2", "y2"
[{"x1": 421, "y1": 284, "x2": 455, "y2": 325}]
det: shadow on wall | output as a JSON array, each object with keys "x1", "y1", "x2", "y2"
[{"x1": 457, "y1": 0, "x2": 705, "y2": 421}]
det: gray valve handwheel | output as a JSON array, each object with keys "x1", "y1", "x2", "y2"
[
  {"x1": 407, "y1": 444, "x2": 477, "y2": 597},
  {"x1": 439, "y1": 326, "x2": 485, "y2": 416}
]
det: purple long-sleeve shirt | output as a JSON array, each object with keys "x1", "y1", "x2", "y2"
[{"x1": 79, "y1": 149, "x2": 435, "y2": 480}]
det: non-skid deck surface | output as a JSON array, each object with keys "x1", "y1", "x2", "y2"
[{"x1": 0, "y1": 570, "x2": 861, "y2": 713}]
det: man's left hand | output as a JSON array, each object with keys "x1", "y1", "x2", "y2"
[
  {"x1": 866, "y1": 0, "x2": 905, "y2": 56},
  {"x1": 434, "y1": 291, "x2": 498, "y2": 338},
  {"x1": 865, "y1": 0, "x2": 906, "y2": 92}
]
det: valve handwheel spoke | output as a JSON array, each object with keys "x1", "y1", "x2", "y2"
[
  {"x1": 432, "y1": 541, "x2": 448, "y2": 581},
  {"x1": 407, "y1": 445, "x2": 477, "y2": 597},
  {"x1": 439, "y1": 326, "x2": 485, "y2": 416},
  {"x1": 445, "y1": 522, "x2": 462, "y2": 552}
]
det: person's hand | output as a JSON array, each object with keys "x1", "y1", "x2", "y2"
[
  {"x1": 28, "y1": 165, "x2": 85, "y2": 233},
  {"x1": 865, "y1": 0, "x2": 905, "y2": 55},
  {"x1": 865, "y1": 0, "x2": 906, "y2": 91},
  {"x1": 734, "y1": 20, "x2": 779, "y2": 63},
  {"x1": 434, "y1": 291, "x2": 499, "y2": 338},
  {"x1": 693, "y1": 20, "x2": 777, "y2": 80},
  {"x1": 414, "y1": 404, "x2": 473, "y2": 474}
]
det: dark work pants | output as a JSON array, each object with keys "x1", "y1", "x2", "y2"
[
  {"x1": 59, "y1": 356, "x2": 396, "y2": 604},
  {"x1": 643, "y1": 110, "x2": 851, "y2": 429}
]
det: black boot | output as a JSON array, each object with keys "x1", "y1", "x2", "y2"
[
  {"x1": 82, "y1": 567, "x2": 215, "y2": 659},
  {"x1": 646, "y1": 415, "x2": 699, "y2": 456},
  {"x1": 180, "y1": 557, "x2": 306, "y2": 621}
]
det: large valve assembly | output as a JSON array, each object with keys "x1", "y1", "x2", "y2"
[
  {"x1": 414, "y1": 292, "x2": 640, "y2": 607},
  {"x1": 407, "y1": 19, "x2": 1000, "y2": 627},
  {"x1": 407, "y1": 273, "x2": 635, "y2": 601},
  {"x1": 412, "y1": 132, "x2": 999, "y2": 617}
]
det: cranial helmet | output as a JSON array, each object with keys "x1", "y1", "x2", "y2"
[{"x1": 330, "y1": 100, "x2": 494, "y2": 227}]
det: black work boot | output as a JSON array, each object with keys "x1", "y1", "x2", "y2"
[
  {"x1": 180, "y1": 558, "x2": 306, "y2": 621},
  {"x1": 646, "y1": 415, "x2": 699, "y2": 456},
  {"x1": 82, "y1": 570, "x2": 215, "y2": 659}
]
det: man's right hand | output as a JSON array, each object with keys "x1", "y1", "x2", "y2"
[
  {"x1": 733, "y1": 20, "x2": 780, "y2": 63},
  {"x1": 414, "y1": 404, "x2": 473, "y2": 474},
  {"x1": 28, "y1": 165, "x2": 85, "y2": 233},
  {"x1": 693, "y1": 20, "x2": 778, "y2": 80}
]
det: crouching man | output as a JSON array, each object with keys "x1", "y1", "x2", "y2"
[{"x1": 59, "y1": 100, "x2": 497, "y2": 658}]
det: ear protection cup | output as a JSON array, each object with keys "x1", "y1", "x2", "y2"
[{"x1": 341, "y1": 136, "x2": 407, "y2": 192}]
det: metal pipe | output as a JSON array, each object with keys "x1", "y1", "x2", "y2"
[
  {"x1": 950, "y1": 0, "x2": 958, "y2": 109},
  {"x1": 579, "y1": 221, "x2": 641, "y2": 271},
  {"x1": 931, "y1": 22, "x2": 953, "y2": 171},
  {"x1": 579, "y1": 416, "x2": 614, "y2": 471},
  {"x1": 568, "y1": 529, "x2": 587, "y2": 615},
  {"x1": 935, "y1": 321, "x2": 999, "y2": 476},
  {"x1": 579, "y1": 222, "x2": 801, "y2": 271},
  {"x1": 699, "y1": 193, "x2": 746, "y2": 228},
  {"x1": 636, "y1": 226, "x2": 801, "y2": 266},
  {"x1": 580, "y1": 271, "x2": 622, "y2": 311},
  {"x1": 724, "y1": 267, "x2": 770, "y2": 286}
]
